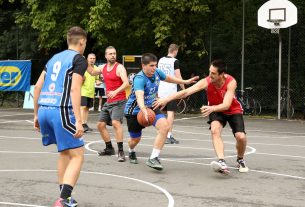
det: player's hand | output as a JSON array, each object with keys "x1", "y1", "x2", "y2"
[
  {"x1": 153, "y1": 98, "x2": 168, "y2": 110},
  {"x1": 107, "y1": 91, "x2": 117, "y2": 99},
  {"x1": 33, "y1": 115, "x2": 40, "y2": 132},
  {"x1": 74, "y1": 121, "x2": 84, "y2": 138},
  {"x1": 96, "y1": 80, "x2": 102, "y2": 86},
  {"x1": 200, "y1": 105, "x2": 215, "y2": 117},
  {"x1": 141, "y1": 107, "x2": 149, "y2": 122},
  {"x1": 185, "y1": 76, "x2": 200, "y2": 85}
]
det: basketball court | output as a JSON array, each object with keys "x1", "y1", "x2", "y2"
[{"x1": 0, "y1": 108, "x2": 304, "y2": 207}]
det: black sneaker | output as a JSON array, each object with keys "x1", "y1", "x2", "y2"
[
  {"x1": 82, "y1": 123, "x2": 89, "y2": 133},
  {"x1": 118, "y1": 150, "x2": 126, "y2": 162},
  {"x1": 98, "y1": 148, "x2": 115, "y2": 156},
  {"x1": 129, "y1": 151, "x2": 138, "y2": 164},
  {"x1": 237, "y1": 158, "x2": 249, "y2": 173},
  {"x1": 165, "y1": 136, "x2": 179, "y2": 144},
  {"x1": 146, "y1": 157, "x2": 163, "y2": 171}
]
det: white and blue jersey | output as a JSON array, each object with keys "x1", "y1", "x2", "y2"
[
  {"x1": 37, "y1": 49, "x2": 87, "y2": 152},
  {"x1": 124, "y1": 69, "x2": 166, "y2": 116}
]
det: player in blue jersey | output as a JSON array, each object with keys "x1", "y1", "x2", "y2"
[
  {"x1": 33, "y1": 26, "x2": 95, "y2": 207},
  {"x1": 124, "y1": 53, "x2": 198, "y2": 171}
]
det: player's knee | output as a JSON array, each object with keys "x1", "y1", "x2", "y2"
[
  {"x1": 97, "y1": 121, "x2": 106, "y2": 130},
  {"x1": 210, "y1": 127, "x2": 221, "y2": 137},
  {"x1": 111, "y1": 120, "x2": 121, "y2": 129},
  {"x1": 159, "y1": 122, "x2": 170, "y2": 134},
  {"x1": 235, "y1": 132, "x2": 246, "y2": 142}
]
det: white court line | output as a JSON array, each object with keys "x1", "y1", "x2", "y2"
[
  {"x1": 0, "y1": 169, "x2": 174, "y2": 207},
  {"x1": 255, "y1": 152, "x2": 305, "y2": 159},
  {"x1": 174, "y1": 116, "x2": 202, "y2": 121},
  {"x1": 0, "y1": 120, "x2": 28, "y2": 124},
  {"x1": 0, "y1": 202, "x2": 47, "y2": 207},
  {"x1": 0, "y1": 113, "x2": 33, "y2": 117}
]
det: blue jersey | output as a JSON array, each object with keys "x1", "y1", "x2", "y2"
[
  {"x1": 38, "y1": 50, "x2": 85, "y2": 107},
  {"x1": 124, "y1": 69, "x2": 166, "y2": 115}
]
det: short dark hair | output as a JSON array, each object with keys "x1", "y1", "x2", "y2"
[
  {"x1": 105, "y1": 46, "x2": 116, "y2": 54},
  {"x1": 67, "y1": 26, "x2": 87, "y2": 45},
  {"x1": 141, "y1": 53, "x2": 157, "y2": 65},
  {"x1": 211, "y1": 59, "x2": 226, "y2": 74}
]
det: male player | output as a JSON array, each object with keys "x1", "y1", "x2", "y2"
[{"x1": 153, "y1": 59, "x2": 249, "y2": 174}]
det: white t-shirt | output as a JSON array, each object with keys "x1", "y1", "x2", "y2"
[{"x1": 158, "y1": 56, "x2": 179, "y2": 98}]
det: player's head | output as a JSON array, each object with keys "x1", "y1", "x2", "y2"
[
  {"x1": 87, "y1": 53, "x2": 96, "y2": 66},
  {"x1": 105, "y1": 46, "x2": 117, "y2": 64},
  {"x1": 67, "y1": 26, "x2": 87, "y2": 55},
  {"x1": 141, "y1": 53, "x2": 158, "y2": 77},
  {"x1": 209, "y1": 59, "x2": 226, "y2": 83},
  {"x1": 168, "y1": 44, "x2": 179, "y2": 57}
]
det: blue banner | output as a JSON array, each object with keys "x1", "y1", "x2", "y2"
[{"x1": 0, "y1": 60, "x2": 31, "y2": 91}]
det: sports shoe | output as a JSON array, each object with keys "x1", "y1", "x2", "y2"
[
  {"x1": 237, "y1": 158, "x2": 249, "y2": 173},
  {"x1": 98, "y1": 106, "x2": 102, "y2": 112},
  {"x1": 89, "y1": 107, "x2": 94, "y2": 111},
  {"x1": 53, "y1": 197, "x2": 78, "y2": 207},
  {"x1": 129, "y1": 151, "x2": 138, "y2": 164},
  {"x1": 165, "y1": 136, "x2": 179, "y2": 144},
  {"x1": 210, "y1": 160, "x2": 230, "y2": 175},
  {"x1": 98, "y1": 147, "x2": 115, "y2": 156},
  {"x1": 146, "y1": 157, "x2": 163, "y2": 171},
  {"x1": 82, "y1": 123, "x2": 93, "y2": 133},
  {"x1": 118, "y1": 150, "x2": 126, "y2": 162}
]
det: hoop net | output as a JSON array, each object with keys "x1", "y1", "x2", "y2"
[{"x1": 267, "y1": 19, "x2": 283, "y2": 34}]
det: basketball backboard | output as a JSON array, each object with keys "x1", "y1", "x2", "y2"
[{"x1": 258, "y1": 0, "x2": 297, "y2": 29}]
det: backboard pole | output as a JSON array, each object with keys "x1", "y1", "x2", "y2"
[
  {"x1": 241, "y1": 0, "x2": 245, "y2": 95},
  {"x1": 287, "y1": 27, "x2": 291, "y2": 118},
  {"x1": 277, "y1": 31, "x2": 282, "y2": 120}
]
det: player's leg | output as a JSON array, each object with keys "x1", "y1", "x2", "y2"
[
  {"x1": 165, "y1": 100, "x2": 179, "y2": 144},
  {"x1": 53, "y1": 107, "x2": 85, "y2": 205},
  {"x1": 208, "y1": 112, "x2": 230, "y2": 174},
  {"x1": 110, "y1": 100, "x2": 126, "y2": 162},
  {"x1": 228, "y1": 114, "x2": 249, "y2": 172},
  {"x1": 146, "y1": 111, "x2": 169, "y2": 171},
  {"x1": 81, "y1": 96, "x2": 93, "y2": 132},
  {"x1": 97, "y1": 104, "x2": 115, "y2": 156},
  {"x1": 126, "y1": 115, "x2": 144, "y2": 164}
]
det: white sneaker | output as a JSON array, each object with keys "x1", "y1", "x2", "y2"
[
  {"x1": 89, "y1": 107, "x2": 94, "y2": 111},
  {"x1": 237, "y1": 159, "x2": 249, "y2": 173},
  {"x1": 210, "y1": 160, "x2": 230, "y2": 175},
  {"x1": 98, "y1": 106, "x2": 101, "y2": 112}
]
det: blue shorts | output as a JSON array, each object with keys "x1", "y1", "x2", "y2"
[{"x1": 38, "y1": 106, "x2": 84, "y2": 152}]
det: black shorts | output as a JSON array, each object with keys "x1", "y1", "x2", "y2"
[
  {"x1": 95, "y1": 88, "x2": 105, "y2": 97},
  {"x1": 81, "y1": 96, "x2": 93, "y2": 108},
  {"x1": 163, "y1": 100, "x2": 177, "y2": 112},
  {"x1": 208, "y1": 112, "x2": 246, "y2": 135},
  {"x1": 125, "y1": 108, "x2": 165, "y2": 137}
]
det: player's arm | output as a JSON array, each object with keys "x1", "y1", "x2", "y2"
[
  {"x1": 71, "y1": 55, "x2": 88, "y2": 138},
  {"x1": 201, "y1": 79, "x2": 237, "y2": 117},
  {"x1": 175, "y1": 69, "x2": 185, "y2": 90},
  {"x1": 153, "y1": 78, "x2": 208, "y2": 110},
  {"x1": 33, "y1": 70, "x2": 46, "y2": 131},
  {"x1": 165, "y1": 73, "x2": 199, "y2": 85},
  {"x1": 87, "y1": 64, "x2": 101, "y2": 76},
  {"x1": 134, "y1": 76, "x2": 148, "y2": 121},
  {"x1": 107, "y1": 65, "x2": 129, "y2": 99}
]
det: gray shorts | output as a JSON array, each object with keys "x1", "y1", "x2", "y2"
[{"x1": 99, "y1": 100, "x2": 126, "y2": 125}]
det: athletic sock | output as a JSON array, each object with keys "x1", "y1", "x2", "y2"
[
  {"x1": 150, "y1": 148, "x2": 161, "y2": 159},
  {"x1": 129, "y1": 148, "x2": 135, "y2": 153},
  {"x1": 117, "y1": 142, "x2": 123, "y2": 151},
  {"x1": 59, "y1": 184, "x2": 63, "y2": 191},
  {"x1": 105, "y1": 141, "x2": 113, "y2": 149},
  {"x1": 219, "y1": 159, "x2": 225, "y2": 163},
  {"x1": 60, "y1": 184, "x2": 73, "y2": 199},
  {"x1": 237, "y1": 157, "x2": 243, "y2": 161},
  {"x1": 167, "y1": 132, "x2": 172, "y2": 138}
]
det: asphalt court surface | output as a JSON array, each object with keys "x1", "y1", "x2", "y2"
[{"x1": 0, "y1": 108, "x2": 305, "y2": 207}]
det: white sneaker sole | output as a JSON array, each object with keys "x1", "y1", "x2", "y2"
[{"x1": 239, "y1": 166, "x2": 249, "y2": 173}]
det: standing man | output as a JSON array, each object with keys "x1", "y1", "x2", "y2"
[
  {"x1": 81, "y1": 53, "x2": 101, "y2": 132},
  {"x1": 33, "y1": 26, "x2": 91, "y2": 206},
  {"x1": 124, "y1": 53, "x2": 198, "y2": 171},
  {"x1": 158, "y1": 44, "x2": 184, "y2": 144},
  {"x1": 97, "y1": 46, "x2": 129, "y2": 162},
  {"x1": 154, "y1": 59, "x2": 249, "y2": 175}
]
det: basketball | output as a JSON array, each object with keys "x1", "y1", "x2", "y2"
[{"x1": 137, "y1": 108, "x2": 156, "y2": 127}]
